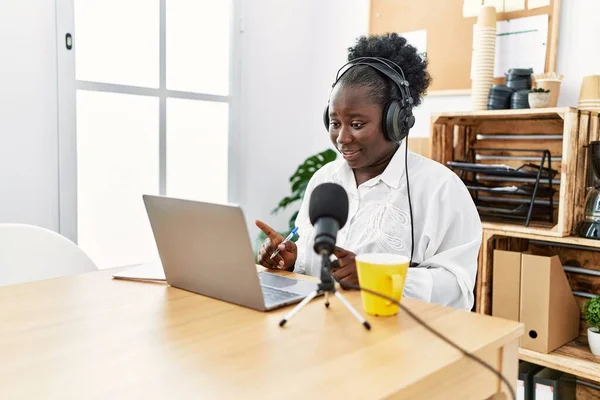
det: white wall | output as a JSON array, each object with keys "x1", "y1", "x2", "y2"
[
  {"x1": 0, "y1": 1, "x2": 60, "y2": 232},
  {"x1": 555, "y1": 0, "x2": 600, "y2": 107},
  {"x1": 237, "y1": 0, "x2": 370, "y2": 243}
]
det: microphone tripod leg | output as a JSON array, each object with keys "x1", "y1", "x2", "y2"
[
  {"x1": 334, "y1": 291, "x2": 371, "y2": 330},
  {"x1": 324, "y1": 292, "x2": 330, "y2": 308},
  {"x1": 279, "y1": 290, "x2": 320, "y2": 327}
]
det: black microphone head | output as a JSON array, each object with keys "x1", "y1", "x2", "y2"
[{"x1": 308, "y1": 183, "x2": 349, "y2": 229}]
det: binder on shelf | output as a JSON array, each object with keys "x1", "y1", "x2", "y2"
[
  {"x1": 519, "y1": 254, "x2": 580, "y2": 353},
  {"x1": 492, "y1": 250, "x2": 522, "y2": 322},
  {"x1": 518, "y1": 361, "x2": 543, "y2": 400},
  {"x1": 533, "y1": 368, "x2": 576, "y2": 400}
]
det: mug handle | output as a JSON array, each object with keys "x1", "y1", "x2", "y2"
[{"x1": 387, "y1": 273, "x2": 404, "y2": 306}]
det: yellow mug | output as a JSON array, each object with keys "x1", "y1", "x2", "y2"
[{"x1": 355, "y1": 253, "x2": 410, "y2": 317}]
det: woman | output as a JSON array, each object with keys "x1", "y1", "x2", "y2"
[{"x1": 255, "y1": 33, "x2": 481, "y2": 310}]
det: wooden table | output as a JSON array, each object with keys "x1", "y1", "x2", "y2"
[{"x1": 0, "y1": 268, "x2": 523, "y2": 399}]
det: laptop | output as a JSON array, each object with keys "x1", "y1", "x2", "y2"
[{"x1": 142, "y1": 194, "x2": 318, "y2": 311}]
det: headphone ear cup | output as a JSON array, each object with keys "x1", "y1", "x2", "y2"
[
  {"x1": 407, "y1": 113, "x2": 415, "y2": 129},
  {"x1": 323, "y1": 105, "x2": 330, "y2": 131},
  {"x1": 396, "y1": 112, "x2": 413, "y2": 142},
  {"x1": 382, "y1": 100, "x2": 403, "y2": 142}
]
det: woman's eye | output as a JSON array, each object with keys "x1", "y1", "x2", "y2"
[
  {"x1": 329, "y1": 121, "x2": 340, "y2": 128},
  {"x1": 351, "y1": 122, "x2": 364, "y2": 129}
]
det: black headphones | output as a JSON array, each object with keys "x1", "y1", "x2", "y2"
[{"x1": 323, "y1": 56, "x2": 415, "y2": 143}]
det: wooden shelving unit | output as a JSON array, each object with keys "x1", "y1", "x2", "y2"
[
  {"x1": 430, "y1": 108, "x2": 600, "y2": 396},
  {"x1": 478, "y1": 228, "x2": 600, "y2": 391}
]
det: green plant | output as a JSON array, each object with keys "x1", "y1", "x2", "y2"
[
  {"x1": 255, "y1": 148, "x2": 338, "y2": 249},
  {"x1": 584, "y1": 296, "x2": 600, "y2": 331},
  {"x1": 529, "y1": 87, "x2": 550, "y2": 93}
]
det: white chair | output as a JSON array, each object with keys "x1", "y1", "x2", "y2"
[{"x1": 0, "y1": 223, "x2": 97, "y2": 286}]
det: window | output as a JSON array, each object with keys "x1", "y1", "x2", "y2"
[{"x1": 71, "y1": 0, "x2": 235, "y2": 268}]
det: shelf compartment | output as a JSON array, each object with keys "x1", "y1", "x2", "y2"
[
  {"x1": 478, "y1": 229, "x2": 600, "y2": 328},
  {"x1": 431, "y1": 107, "x2": 597, "y2": 237},
  {"x1": 450, "y1": 147, "x2": 555, "y2": 226}
]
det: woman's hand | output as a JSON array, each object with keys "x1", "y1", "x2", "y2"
[
  {"x1": 255, "y1": 220, "x2": 297, "y2": 271},
  {"x1": 332, "y1": 246, "x2": 359, "y2": 287}
]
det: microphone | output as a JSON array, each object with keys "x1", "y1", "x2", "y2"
[
  {"x1": 280, "y1": 182, "x2": 370, "y2": 331},
  {"x1": 309, "y1": 183, "x2": 349, "y2": 255}
]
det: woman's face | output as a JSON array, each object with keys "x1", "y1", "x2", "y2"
[{"x1": 328, "y1": 84, "x2": 398, "y2": 170}]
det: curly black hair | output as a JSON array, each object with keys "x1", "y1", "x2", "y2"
[{"x1": 336, "y1": 33, "x2": 432, "y2": 108}]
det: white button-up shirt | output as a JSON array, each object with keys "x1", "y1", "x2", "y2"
[{"x1": 293, "y1": 141, "x2": 482, "y2": 310}]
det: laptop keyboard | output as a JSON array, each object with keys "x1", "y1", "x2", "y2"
[{"x1": 261, "y1": 285, "x2": 301, "y2": 304}]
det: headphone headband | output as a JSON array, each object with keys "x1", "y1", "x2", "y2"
[
  {"x1": 332, "y1": 57, "x2": 414, "y2": 107},
  {"x1": 335, "y1": 57, "x2": 407, "y2": 83}
]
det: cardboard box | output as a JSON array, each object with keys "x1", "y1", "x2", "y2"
[
  {"x1": 519, "y1": 254, "x2": 580, "y2": 353},
  {"x1": 492, "y1": 250, "x2": 522, "y2": 321}
]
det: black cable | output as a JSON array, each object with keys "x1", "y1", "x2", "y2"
[
  {"x1": 334, "y1": 277, "x2": 516, "y2": 400},
  {"x1": 404, "y1": 140, "x2": 415, "y2": 267}
]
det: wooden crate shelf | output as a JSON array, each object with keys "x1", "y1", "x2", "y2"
[
  {"x1": 430, "y1": 107, "x2": 599, "y2": 237},
  {"x1": 519, "y1": 339, "x2": 600, "y2": 383},
  {"x1": 433, "y1": 108, "x2": 600, "y2": 387},
  {"x1": 479, "y1": 229, "x2": 600, "y2": 388}
]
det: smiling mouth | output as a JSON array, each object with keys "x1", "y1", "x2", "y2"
[{"x1": 340, "y1": 149, "x2": 361, "y2": 161}]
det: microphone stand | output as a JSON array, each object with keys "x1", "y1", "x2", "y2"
[{"x1": 279, "y1": 254, "x2": 371, "y2": 330}]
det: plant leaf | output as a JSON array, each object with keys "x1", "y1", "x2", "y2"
[
  {"x1": 272, "y1": 149, "x2": 337, "y2": 214},
  {"x1": 272, "y1": 193, "x2": 302, "y2": 214},
  {"x1": 584, "y1": 296, "x2": 600, "y2": 329},
  {"x1": 257, "y1": 148, "x2": 336, "y2": 244},
  {"x1": 290, "y1": 180, "x2": 309, "y2": 197}
]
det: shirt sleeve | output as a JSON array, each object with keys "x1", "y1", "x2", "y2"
[{"x1": 402, "y1": 173, "x2": 482, "y2": 310}]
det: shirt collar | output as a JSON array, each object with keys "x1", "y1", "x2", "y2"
[
  {"x1": 362, "y1": 140, "x2": 407, "y2": 189},
  {"x1": 333, "y1": 140, "x2": 407, "y2": 190}
]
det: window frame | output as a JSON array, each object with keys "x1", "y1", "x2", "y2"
[{"x1": 56, "y1": 0, "x2": 242, "y2": 245}]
